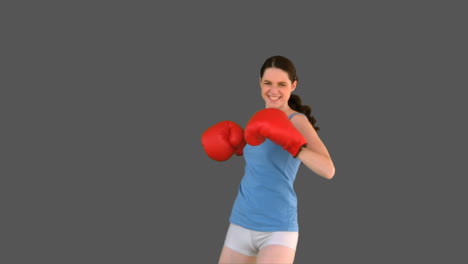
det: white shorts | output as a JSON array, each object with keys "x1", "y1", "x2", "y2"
[{"x1": 223, "y1": 223, "x2": 299, "y2": 257}]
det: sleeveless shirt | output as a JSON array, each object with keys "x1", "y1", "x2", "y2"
[{"x1": 229, "y1": 112, "x2": 303, "y2": 232}]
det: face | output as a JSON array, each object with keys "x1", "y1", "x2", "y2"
[{"x1": 260, "y1": 67, "x2": 297, "y2": 110}]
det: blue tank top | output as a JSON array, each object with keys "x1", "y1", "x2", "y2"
[{"x1": 229, "y1": 113, "x2": 303, "y2": 232}]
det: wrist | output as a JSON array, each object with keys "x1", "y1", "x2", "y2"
[{"x1": 294, "y1": 145, "x2": 307, "y2": 158}]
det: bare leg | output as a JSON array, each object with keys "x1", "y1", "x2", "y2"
[
  {"x1": 257, "y1": 245, "x2": 296, "y2": 264},
  {"x1": 218, "y1": 246, "x2": 257, "y2": 264}
]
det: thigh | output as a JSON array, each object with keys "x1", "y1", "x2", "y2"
[
  {"x1": 218, "y1": 246, "x2": 256, "y2": 264},
  {"x1": 260, "y1": 231, "x2": 299, "y2": 251},
  {"x1": 257, "y1": 231, "x2": 299, "y2": 264},
  {"x1": 219, "y1": 224, "x2": 258, "y2": 263},
  {"x1": 257, "y1": 245, "x2": 296, "y2": 264},
  {"x1": 223, "y1": 224, "x2": 258, "y2": 256}
]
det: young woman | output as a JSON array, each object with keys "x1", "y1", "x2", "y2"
[{"x1": 202, "y1": 55, "x2": 335, "y2": 263}]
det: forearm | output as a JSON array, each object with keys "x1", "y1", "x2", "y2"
[{"x1": 296, "y1": 147, "x2": 335, "y2": 179}]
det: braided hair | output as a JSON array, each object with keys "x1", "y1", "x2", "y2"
[{"x1": 260, "y1": 55, "x2": 320, "y2": 131}]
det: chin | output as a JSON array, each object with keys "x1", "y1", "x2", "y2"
[
  {"x1": 266, "y1": 102, "x2": 284, "y2": 109},
  {"x1": 266, "y1": 106, "x2": 282, "y2": 110}
]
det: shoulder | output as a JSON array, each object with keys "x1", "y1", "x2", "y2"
[
  {"x1": 289, "y1": 112, "x2": 309, "y2": 124},
  {"x1": 290, "y1": 112, "x2": 318, "y2": 137}
]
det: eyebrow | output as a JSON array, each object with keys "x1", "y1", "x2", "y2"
[{"x1": 263, "y1": 80, "x2": 288, "y2": 85}]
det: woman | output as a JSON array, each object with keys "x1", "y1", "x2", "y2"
[{"x1": 202, "y1": 55, "x2": 335, "y2": 263}]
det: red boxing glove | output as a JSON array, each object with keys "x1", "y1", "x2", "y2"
[
  {"x1": 201, "y1": 120, "x2": 246, "y2": 161},
  {"x1": 245, "y1": 108, "x2": 307, "y2": 157}
]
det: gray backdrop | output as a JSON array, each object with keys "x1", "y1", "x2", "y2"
[{"x1": 2, "y1": 1, "x2": 466, "y2": 263}]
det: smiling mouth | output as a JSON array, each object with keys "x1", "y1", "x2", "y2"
[{"x1": 268, "y1": 95, "x2": 280, "y2": 100}]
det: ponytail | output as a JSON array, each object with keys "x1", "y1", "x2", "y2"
[
  {"x1": 259, "y1": 55, "x2": 319, "y2": 131},
  {"x1": 288, "y1": 94, "x2": 320, "y2": 131}
]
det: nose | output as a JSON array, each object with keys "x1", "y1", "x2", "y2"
[{"x1": 269, "y1": 86, "x2": 281, "y2": 93}]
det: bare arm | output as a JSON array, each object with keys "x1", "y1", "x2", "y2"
[{"x1": 291, "y1": 114, "x2": 335, "y2": 179}]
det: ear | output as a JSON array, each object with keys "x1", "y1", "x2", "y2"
[{"x1": 291, "y1": 80, "x2": 298, "y2": 92}]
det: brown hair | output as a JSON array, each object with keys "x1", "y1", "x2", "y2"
[{"x1": 260, "y1": 55, "x2": 320, "y2": 131}]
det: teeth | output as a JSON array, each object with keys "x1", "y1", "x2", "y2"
[{"x1": 269, "y1": 96, "x2": 280, "y2": 100}]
